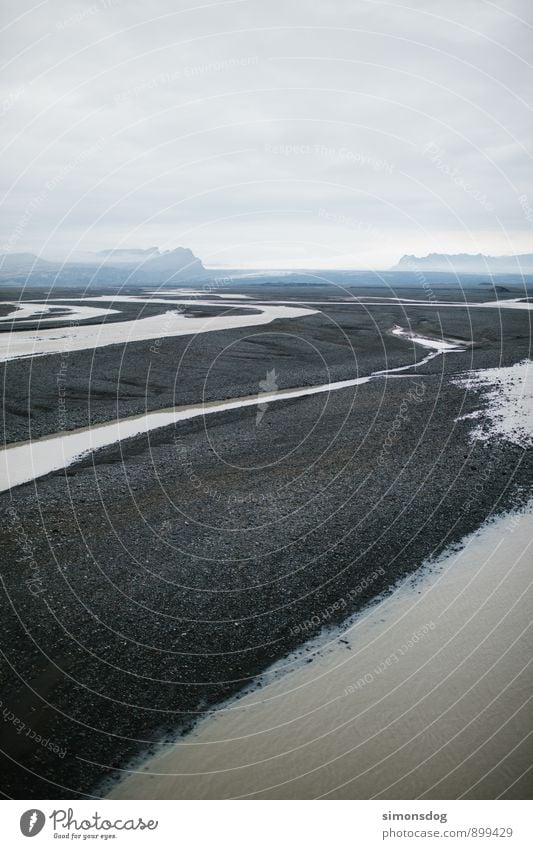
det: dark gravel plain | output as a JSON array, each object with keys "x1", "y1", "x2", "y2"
[
  {"x1": 1, "y1": 280, "x2": 531, "y2": 443},
  {"x1": 0, "y1": 280, "x2": 532, "y2": 798}
]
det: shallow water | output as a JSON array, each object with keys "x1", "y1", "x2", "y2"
[
  {"x1": 108, "y1": 507, "x2": 533, "y2": 800},
  {"x1": 454, "y1": 361, "x2": 533, "y2": 448},
  {"x1": 0, "y1": 340, "x2": 452, "y2": 493},
  {"x1": 0, "y1": 301, "x2": 119, "y2": 323},
  {"x1": 0, "y1": 300, "x2": 316, "y2": 362},
  {"x1": 262, "y1": 297, "x2": 533, "y2": 311},
  {"x1": 391, "y1": 324, "x2": 464, "y2": 351},
  {"x1": 1, "y1": 293, "x2": 530, "y2": 363}
]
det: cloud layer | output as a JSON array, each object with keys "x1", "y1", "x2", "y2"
[{"x1": 1, "y1": 0, "x2": 532, "y2": 268}]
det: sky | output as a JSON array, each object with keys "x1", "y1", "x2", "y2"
[{"x1": 1, "y1": 0, "x2": 532, "y2": 269}]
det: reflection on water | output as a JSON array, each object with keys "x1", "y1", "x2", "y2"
[
  {"x1": 0, "y1": 300, "x2": 315, "y2": 362},
  {"x1": 110, "y1": 508, "x2": 533, "y2": 800},
  {"x1": 0, "y1": 348, "x2": 446, "y2": 493}
]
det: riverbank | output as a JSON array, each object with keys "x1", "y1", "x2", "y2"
[
  {"x1": 109, "y1": 505, "x2": 533, "y2": 799},
  {"x1": 0, "y1": 331, "x2": 462, "y2": 493},
  {"x1": 0, "y1": 283, "x2": 531, "y2": 798},
  {"x1": 2, "y1": 282, "x2": 531, "y2": 444}
]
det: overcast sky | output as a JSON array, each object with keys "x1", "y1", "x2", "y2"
[{"x1": 1, "y1": 0, "x2": 532, "y2": 268}]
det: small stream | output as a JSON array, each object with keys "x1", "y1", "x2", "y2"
[{"x1": 0, "y1": 332, "x2": 465, "y2": 493}]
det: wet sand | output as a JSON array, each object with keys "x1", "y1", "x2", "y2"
[
  {"x1": 3, "y1": 283, "x2": 529, "y2": 445},
  {"x1": 0, "y1": 298, "x2": 315, "y2": 362},
  {"x1": 1, "y1": 281, "x2": 531, "y2": 799},
  {"x1": 110, "y1": 507, "x2": 533, "y2": 800},
  {"x1": 0, "y1": 330, "x2": 460, "y2": 492}
]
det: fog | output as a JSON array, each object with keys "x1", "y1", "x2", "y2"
[{"x1": 1, "y1": 0, "x2": 532, "y2": 268}]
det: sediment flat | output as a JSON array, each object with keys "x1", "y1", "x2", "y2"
[
  {"x1": 0, "y1": 282, "x2": 531, "y2": 798},
  {"x1": 109, "y1": 507, "x2": 533, "y2": 800}
]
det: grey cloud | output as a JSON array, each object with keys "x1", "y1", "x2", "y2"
[{"x1": 1, "y1": 0, "x2": 532, "y2": 268}]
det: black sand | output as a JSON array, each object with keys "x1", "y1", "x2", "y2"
[{"x1": 0, "y1": 281, "x2": 532, "y2": 798}]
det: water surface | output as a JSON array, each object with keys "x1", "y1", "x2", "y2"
[{"x1": 108, "y1": 507, "x2": 533, "y2": 800}]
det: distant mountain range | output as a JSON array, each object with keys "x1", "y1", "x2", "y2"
[
  {"x1": 393, "y1": 253, "x2": 533, "y2": 273},
  {"x1": 0, "y1": 246, "x2": 207, "y2": 282},
  {"x1": 86, "y1": 246, "x2": 205, "y2": 276},
  {"x1": 0, "y1": 253, "x2": 55, "y2": 273},
  {"x1": 3, "y1": 248, "x2": 532, "y2": 284}
]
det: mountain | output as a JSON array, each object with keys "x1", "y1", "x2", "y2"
[
  {"x1": 77, "y1": 246, "x2": 207, "y2": 278},
  {"x1": 393, "y1": 253, "x2": 533, "y2": 273},
  {"x1": 0, "y1": 246, "x2": 207, "y2": 283},
  {"x1": 0, "y1": 253, "x2": 54, "y2": 273},
  {"x1": 132, "y1": 247, "x2": 206, "y2": 277},
  {"x1": 96, "y1": 247, "x2": 160, "y2": 262}
]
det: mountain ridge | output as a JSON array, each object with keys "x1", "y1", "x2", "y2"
[
  {"x1": 393, "y1": 252, "x2": 533, "y2": 273},
  {"x1": 0, "y1": 246, "x2": 207, "y2": 281}
]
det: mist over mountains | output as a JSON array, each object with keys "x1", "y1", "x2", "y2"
[
  {"x1": 0, "y1": 246, "x2": 207, "y2": 284},
  {"x1": 393, "y1": 253, "x2": 533, "y2": 274},
  {"x1": 88, "y1": 246, "x2": 205, "y2": 276},
  {"x1": 2, "y1": 247, "x2": 533, "y2": 288}
]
